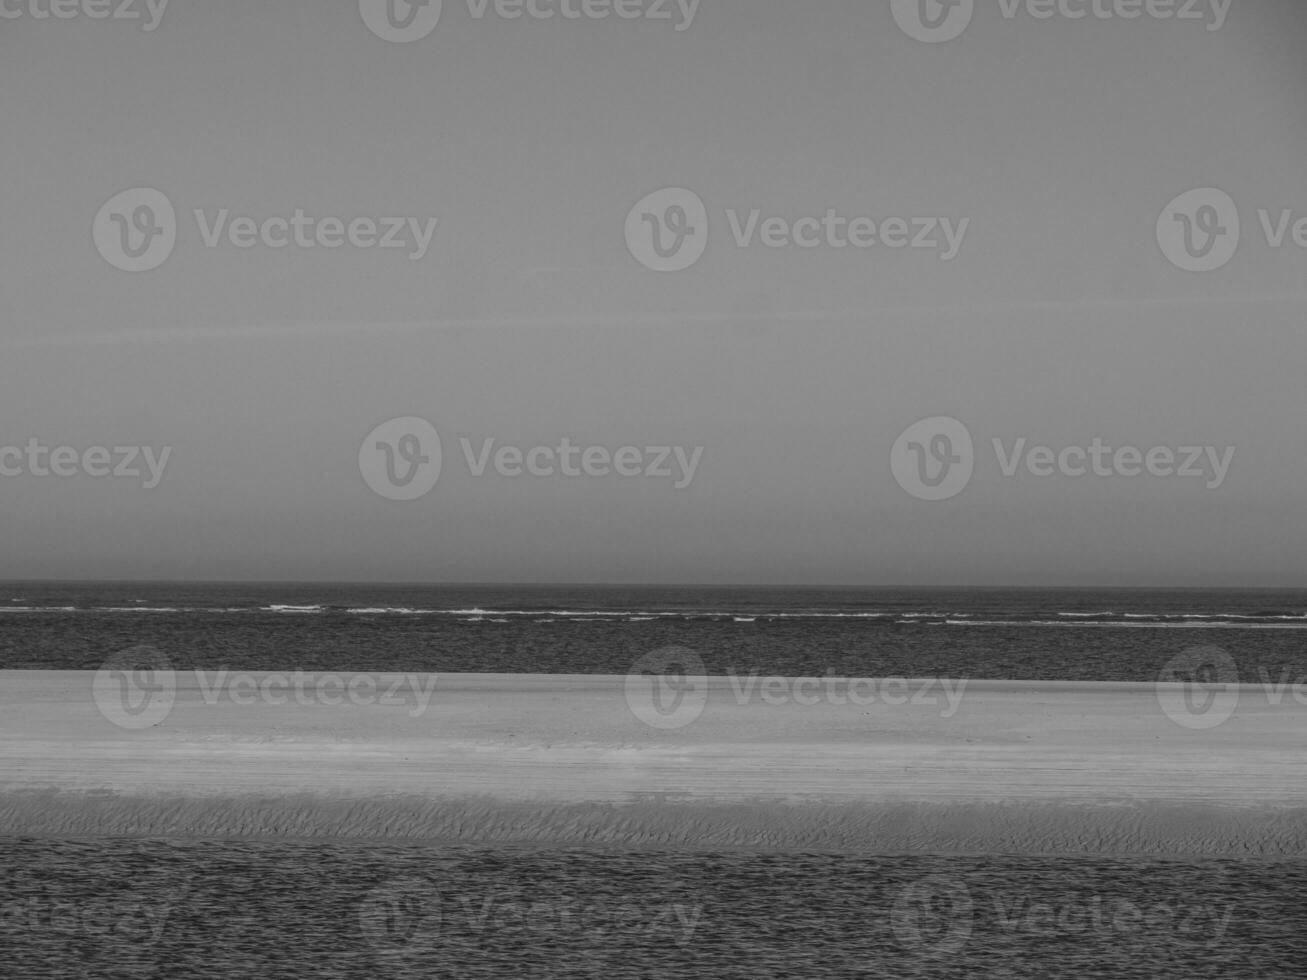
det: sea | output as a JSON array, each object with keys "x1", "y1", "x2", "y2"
[{"x1": 3, "y1": 583, "x2": 1306, "y2": 979}]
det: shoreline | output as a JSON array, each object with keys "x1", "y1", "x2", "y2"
[
  {"x1": 3, "y1": 793, "x2": 1305, "y2": 859},
  {"x1": 3, "y1": 671, "x2": 1303, "y2": 856}
]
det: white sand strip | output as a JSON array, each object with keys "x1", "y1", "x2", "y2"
[{"x1": 1, "y1": 672, "x2": 1303, "y2": 855}]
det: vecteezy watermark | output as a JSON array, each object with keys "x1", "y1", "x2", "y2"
[
  {"x1": 359, "y1": 0, "x2": 443, "y2": 41},
  {"x1": 0, "y1": 869, "x2": 190, "y2": 975},
  {"x1": 1157, "y1": 186, "x2": 1307, "y2": 273},
  {"x1": 623, "y1": 647, "x2": 967, "y2": 729},
  {"x1": 890, "y1": 876, "x2": 974, "y2": 957},
  {"x1": 93, "y1": 188, "x2": 439, "y2": 272},
  {"x1": 360, "y1": 416, "x2": 705, "y2": 501},
  {"x1": 724, "y1": 673, "x2": 967, "y2": 716},
  {"x1": 0, "y1": 0, "x2": 169, "y2": 31},
  {"x1": 1156, "y1": 188, "x2": 1239, "y2": 272},
  {"x1": 890, "y1": 417, "x2": 975, "y2": 502},
  {"x1": 92, "y1": 646, "x2": 441, "y2": 729},
  {"x1": 891, "y1": 876, "x2": 1234, "y2": 955},
  {"x1": 359, "y1": 0, "x2": 699, "y2": 42},
  {"x1": 358, "y1": 417, "x2": 443, "y2": 501},
  {"x1": 92, "y1": 188, "x2": 177, "y2": 272},
  {"x1": 1154, "y1": 645, "x2": 1240, "y2": 730},
  {"x1": 0, "y1": 439, "x2": 171, "y2": 489},
  {"x1": 1155, "y1": 645, "x2": 1307, "y2": 730},
  {"x1": 624, "y1": 646, "x2": 710, "y2": 729},
  {"x1": 891, "y1": 0, "x2": 1229, "y2": 44},
  {"x1": 92, "y1": 645, "x2": 177, "y2": 730},
  {"x1": 891, "y1": 417, "x2": 1235, "y2": 501},
  {"x1": 358, "y1": 876, "x2": 702, "y2": 959},
  {"x1": 190, "y1": 670, "x2": 439, "y2": 716},
  {"x1": 358, "y1": 878, "x2": 705, "y2": 961},
  {"x1": 624, "y1": 187, "x2": 969, "y2": 272}
]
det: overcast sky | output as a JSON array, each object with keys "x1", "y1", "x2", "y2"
[{"x1": 2, "y1": 0, "x2": 1305, "y2": 586}]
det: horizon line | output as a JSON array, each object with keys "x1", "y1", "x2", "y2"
[{"x1": 1, "y1": 578, "x2": 1303, "y2": 592}]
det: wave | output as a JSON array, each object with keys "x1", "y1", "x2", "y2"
[
  {"x1": 1, "y1": 603, "x2": 1303, "y2": 628},
  {"x1": 945, "y1": 619, "x2": 1307, "y2": 630},
  {"x1": 103, "y1": 606, "x2": 183, "y2": 612},
  {"x1": 1179, "y1": 613, "x2": 1307, "y2": 621},
  {"x1": 346, "y1": 607, "x2": 430, "y2": 615}
]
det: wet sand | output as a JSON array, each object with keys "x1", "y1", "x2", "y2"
[{"x1": 2, "y1": 671, "x2": 1303, "y2": 856}]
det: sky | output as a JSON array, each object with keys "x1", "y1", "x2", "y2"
[{"x1": 1, "y1": 0, "x2": 1305, "y2": 586}]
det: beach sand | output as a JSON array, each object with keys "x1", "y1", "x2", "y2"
[{"x1": 2, "y1": 671, "x2": 1303, "y2": 856}]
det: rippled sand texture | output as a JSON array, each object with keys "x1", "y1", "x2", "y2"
[{"x1": 2, "y1": 672, "x2": 1304, "y2": 856}]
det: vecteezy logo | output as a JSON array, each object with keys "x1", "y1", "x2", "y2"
[
  {"x1": 625, "y1": 646, "x2": 708, "y2": 729},
  {"x1": 93, "y1": 188, "x2": 177, "y2": 272},
  {"x1": 1155, "y1": 645, "x2": 1240, "y2": 730},
  {"x1": 92, "y1": 645, "x2": 176, "y2": 730},
  {"x1": 1156, "y1": 188, "x2": 1240, "y2": 272},
  {"x1": 359, "y1": 417, "x2": 443, "y2": 501},
  {"x1": 625, "y1": 188, "x2": 709, "y2": 272},
  {"x1": 890, "y1": 876, "x2": 974, "y2": 957},
  {"x1": 891, "y1": 417, "x2": 974, "y2": 501},
  {"x1": 358, "y1": 876, "x2": 443, "y2": 957},
  {"x1": 359, "y1": 0, "x2": 442, "y2": 41},
  {"x1": 890, "y1": 0, "x2": 974, "y2": 43}
]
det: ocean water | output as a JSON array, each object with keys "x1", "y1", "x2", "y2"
[
  {"x1": 2, "y1": 582, "x2": 1307, "y2": 680},
  {"x1": 2, "y1": 840, "x2": 1305, "y2": 980},
  {"x1": 4, "y1": 583, "x2": 1306, "y2": 978}
]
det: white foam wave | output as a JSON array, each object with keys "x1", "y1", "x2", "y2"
[
  {"x1": 945, "y1": 619, "x2": 1307, "y2": 630},
  {"x1": 101, "y1": 607, "x2": 182, "y2": 613}
]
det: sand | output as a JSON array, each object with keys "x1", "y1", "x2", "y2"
[{"x1": 1, "y1": 671, "x2": 1303, "y2": 856}]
